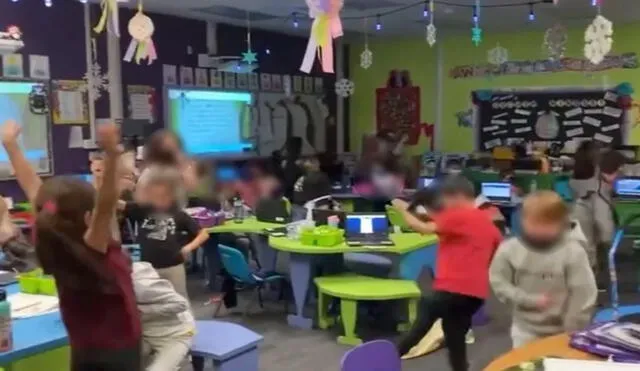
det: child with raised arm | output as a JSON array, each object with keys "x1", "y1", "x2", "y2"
[
  {"x1": 1, "y1": 120, "x2": 141, "y2": 370},
  {"x1": 392, "y1": 176, "x2": 502, "y2": 371},
  {"x1": 490, "y1": 191, "x2": 597, "y2": 348}
]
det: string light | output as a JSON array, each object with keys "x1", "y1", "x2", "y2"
[
  {"x1": 528, "y1": 3, "x2": 535, "y2": 21},
  {"x1": 44, "y1": 0, "x2": 52, "y2": 7},
  {"x1": 293, "y1": 12, "x2": 299, "y2": 28},
  {"x1": 79, "y1": 0, "x2": 88, "y2": 3},
  {"x1": 472, "y1": 7, "x2": 478, "y2": 23},
  {"x1": 265, "y1": 49, "x2": 271, "y2": 55},
  {"x1": 423, "y1": 1, "x2": 429, "y2": 17},
  {"x1": 11, "y1": 0, "x2": 18, "y2": 3},
  {"x1": 375, "y1": 15, "x2": 382, "y2": 31},
  {"x1": 591, "y1": 0, "x2": 598, "y2": 6}
]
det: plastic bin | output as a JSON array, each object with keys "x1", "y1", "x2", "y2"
[
  {"x1": 17, "y1": 269, "x2": 57, "y2": 296},
  {"x1": 314, "y1": 226, "x2": 344, "y2": 247},
  {"x1": 299, "y1": 228, "x2": 316, "y2": 245}
]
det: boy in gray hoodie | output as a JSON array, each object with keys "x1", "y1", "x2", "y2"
[
  {"x1": 133, "y1": 262, "x2": 196, "y2": 371},
  {"x1": 490, "y1": 191, "x2": 597, "y2": 348}
]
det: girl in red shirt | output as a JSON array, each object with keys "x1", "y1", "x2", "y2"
[{"x1": 1, "y1": 121, "x2": 141, "y2": 371}]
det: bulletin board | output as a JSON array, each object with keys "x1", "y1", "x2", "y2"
[{"x1": 474, "y1": 88, "x2": 626, "y2": 151}]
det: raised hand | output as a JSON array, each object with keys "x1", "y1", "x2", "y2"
[
  {"x1": 1, "y1": 120, "x2": 21, "y2": 145},
  {"x1": 97, "y1": 123, "x2": 121, "y2": 154}
]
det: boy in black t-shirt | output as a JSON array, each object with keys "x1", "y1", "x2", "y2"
[
  {"x1": 293, "y1": 156, "x2": 332, "y2": 207},
  {"x1": 122, "y1": 168, "x2": 209, "y2": 300}
]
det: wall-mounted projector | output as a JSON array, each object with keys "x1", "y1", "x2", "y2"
[{"x1": 0, "y1": 25, "x2": 24, "y2": 55}]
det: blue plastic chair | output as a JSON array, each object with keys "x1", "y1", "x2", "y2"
[{"x1": 218, "y1": 244, "x2": 288, "y2": 314}]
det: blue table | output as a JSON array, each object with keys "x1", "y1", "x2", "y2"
[{"x1": 0, "y1": 284, "x2": 69, "y2": 371}]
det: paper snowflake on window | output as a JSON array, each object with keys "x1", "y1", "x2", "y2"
[
  {"x1": 487, "y1": 44, "x2": 509, "y2": 66},
  {"x1": 543, "y1": 24, "x2": 568, "y2": 61},
  {"x1": 335, "y1": 78, "x2": 354, "y2": 98},
  {"x1": 584, "y1": 15, "x2": 613, "y2": 65},
  {"x1": 80, "y1": 62, "x2": 109, "y2": 101},
  {"x1": 360, "y1": 46, "x2": 372, "y2": 69},
  {"x1": 426, "y1": 24, "x2": 436, "y2": 47}
]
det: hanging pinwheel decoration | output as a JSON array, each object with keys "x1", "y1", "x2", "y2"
[{"x1": 123, "y1": 4, "x2": 157, "y2": 65}]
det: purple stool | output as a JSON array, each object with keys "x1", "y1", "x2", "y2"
[
  {"x1": 472, "y1": 305, "x2": 490, "y2": 326},
  {"x1": 340, "y1": 340, "x2": 401, "y2": 371}
]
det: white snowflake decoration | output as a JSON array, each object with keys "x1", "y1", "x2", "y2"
[
  {"x1": 543, "y1": 24, "x2": 568, "y2": 60},
  {"x1": 426, "y1": 24, "x2": 436, "y2": 47},
  {"x1": 335, "y1": 78, "x2": 354, "y2": 98},
  {"x1": 80, "y1": 62, "x2": 109, "y2": 101},
  {"x1": 584, "y1": 14, "x2": 613, "y2": 65},
  {"x1": 488, "y1": 44, "x2": 509, "y2": 66},
  {"x1": 360, "y1": 46, "x2": 372, "y2": 69}
]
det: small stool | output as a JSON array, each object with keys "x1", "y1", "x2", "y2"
[
  {"x1": 315, "y1": 275, "x2": 421, "y2": 346},
  {"x1": 191, "y1": 320, "x2": 263, "y2": 371}
]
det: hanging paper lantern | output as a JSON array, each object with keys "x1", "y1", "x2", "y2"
[
  {"x1": 123, "y1": 8, "x2": 157, "y2": 65},
  {"x1": 300, "y1": 0, "x2": 344, "y2": 74}
]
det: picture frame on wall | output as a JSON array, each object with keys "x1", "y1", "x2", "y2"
[
  {"x1": 249, "y1": 73, "x2": 259, "y2": 90},
  {"x1": 314, "y1": 77, "x2": 324, "y2": 94},
  {"x1": 163, "y1": 64, "x2": 178, "y2": 85},
  {"x1": 236, "y1": 73, "x2": 248, "y2": 89},
  {"x1": 293, "y1": 75, "x2": 303, "y2": 93},
  {"x1": 271, "y1": 74, "x2": 282, "y2": 92},
  {"x1": 179, "y1": 66, "x2": 194, "y2": 86},
  {"x1": 303, "y1": 76, "x2": 314, "y2": 94},
  {"x1": 195, "y1": 68, "x2": 208, "y2": 87},
  {"x1": 223, "y1": 72, "x2": 236, "y2": 89},
  {"x1": 210, "y1": 70, "x2": 223, "y2": 88},
  {"x1": 260, "y1": 73, "x2": 272, "y2": 91}
]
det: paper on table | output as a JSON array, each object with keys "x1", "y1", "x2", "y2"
[
  {"x1": 544, "y1": 358, "x2": 638, "y2": 370},
  {"x1": 8, "y1": 293, "x2": 59, "y2": 319}
]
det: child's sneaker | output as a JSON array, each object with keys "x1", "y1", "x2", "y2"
[{"x1": 465, "y1": 329, "x2": 475, "y2": 344}]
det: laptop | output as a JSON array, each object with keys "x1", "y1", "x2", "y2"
[
  {"x1": 417, "y1": 176, "x2": 435, "y2": 190},
  {"x1": 481, "y1": 182, "x2": 512, "y2": 204},
  {"x1": 344, "y1": 213, "x2": 394, "y2": 246},
  {"x1": 614, "y1": 177, "x2": 640, "y2": 200},
  {"x1": 255, "y1": 198, "x2": 290, "y2": 223}
]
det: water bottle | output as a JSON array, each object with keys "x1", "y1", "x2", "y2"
[
  {"x1": 233, "y1": 195, "x2": 244, "y2": 224},
  {"x1": 0, "y1": 290, "x2": 12, "y2": 352},
  {"x1": 529, "y1": 179, "x2": 537, "y2": 193}
]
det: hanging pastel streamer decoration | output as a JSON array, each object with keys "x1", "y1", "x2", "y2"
[
  {"x1": 300, "y1": 0, "x2": 344, "y2": 74},
  {"x1": 93, "y1": 0, "x2": 120, "y2": 37},
  {"x1": 123, "y1": 4, "x2": 157, "y2": 65}
]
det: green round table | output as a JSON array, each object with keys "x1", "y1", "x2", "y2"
[
  {"x1": 269, "y1": 233, "x2": 438, "y2": 329},
  {"x1": 207, "y1": 217, "x2": 284, "y2": 234}
]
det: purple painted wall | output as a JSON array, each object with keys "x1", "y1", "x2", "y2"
[{"x1": 0, "y1": 2, "x2": 333, "y2": 201}]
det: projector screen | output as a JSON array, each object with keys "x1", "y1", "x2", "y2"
[
  {"x1": 166, "y1": 88, "x2": 253, "y2": 155},
  {"x1": 0, "y1": 81, "x2": 52, "y2": 178}
]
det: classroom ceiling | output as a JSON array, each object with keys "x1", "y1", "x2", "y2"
[{"x1": 121, "y1": 0, "x2": 640, "y2": 37}]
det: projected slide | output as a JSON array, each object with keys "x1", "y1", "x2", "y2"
[
  {"x1": 0, "y1": 81, "x2": 51, "y2": 177},
  {"x1": 167, "y1": 89, "x2": 253, "y2": 155}
]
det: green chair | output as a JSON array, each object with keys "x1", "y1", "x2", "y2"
[{"x1": 314, "y1": 275, "x2": 421, "y2": 346}]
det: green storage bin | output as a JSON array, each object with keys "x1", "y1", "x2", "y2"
[
  {"x1": 314, "y1": 226, "x2": 344, "y2": 247},
  {"x1": 299, "y1": 228, "x2": 316, "y2": 245},
  {"x1": 39, "y1": 276, "x2": 57, "y2": 296},
  {"x1": 17, "y1": 269, "x2": 57, "y2": 296},
  {"x1": 18, "y1": 276, "x2": 40, "y2": 294}
]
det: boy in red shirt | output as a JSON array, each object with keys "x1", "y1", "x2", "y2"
[{"x1": 393, "y1": 176, "x2": 502, "y2": 371}]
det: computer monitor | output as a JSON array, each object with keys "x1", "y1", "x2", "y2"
[
  {"x1": 345, "y1": 213, "x2": 388, "y2": 236},
  {"x1": 417, "y1": 176, "x2": 435, "y2": 189},
  {"x1": 481, "y1": 182, "x2": 512, "y2": 201},
  {"x1": 614, "y1": 178, "x2": 640, "y2": 198}
]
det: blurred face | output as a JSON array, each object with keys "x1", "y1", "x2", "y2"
[
  {"x1": 146, "y1": 183, "x2": 176, "y2": 211},
  {"x1": 602, "y1": 169, "x2": 620, "y2": 185},
  {"x1": 160, "y1": 135, "x2": 181, "y2": 155},
  {"x1": 521, "y1": 214, "x2": 564, "y2": 247}
]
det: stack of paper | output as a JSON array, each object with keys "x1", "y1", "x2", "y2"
[
  {"x1": 544, "y1": 358, "x2": 639, "y2": 370},
  {"x1": 8, "y1": 293, "x2": 59, "y2": 319}
]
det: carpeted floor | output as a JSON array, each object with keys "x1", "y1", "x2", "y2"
[{"x1": 185, "y1": 240, "x2": 640, "y2": 371}]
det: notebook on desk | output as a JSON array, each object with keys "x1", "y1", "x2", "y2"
[
  {"x1": 344, "y1": 213, "x2": 394, "y2": 246},
  {"x1": 481, "y1": 182, "x2": 512, "y2": 204}
]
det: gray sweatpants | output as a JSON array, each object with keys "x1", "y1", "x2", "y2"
[
  {"x1": 156, "y1": 264, "x2": 189, "y2": 301},
  {"x1": 510, "y1": 324, "x2": 541, "y2": 349},
  {"x1": 143, "y1": 335, "x2": 192, "y2": 371}
]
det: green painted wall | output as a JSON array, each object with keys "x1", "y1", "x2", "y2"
[{"x1": 349, "y1": 23, "x2": 640, "y2": 153}]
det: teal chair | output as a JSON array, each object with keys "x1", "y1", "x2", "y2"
[{"x1": 218, "y1": 244, "x2": 288, "y2": 314}]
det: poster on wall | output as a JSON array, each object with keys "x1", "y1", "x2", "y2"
[
  {"x1": 195, "y1": 68, "x2": 208, "y2": 87},
  {"x1": 51, "y1": 80, "x2": 89, "y2": 125},
  {"x1": 293, "y1": 76, "x2": 303, "y2": 93},
  {"x1": 303, "y1": 76, "x2": 314, "y2": 94},
  {"x1": 29, "y1": 55, "x2": 50, "y2": 80},
  {"x1": 376, "y1": 87, "x2": 421, "y2": 142},
  {"x1": 249, "y1": 73, "x2": 259, "y2": 90},
  {"x1": 2, "y1": 54, "x2": 24, "y2": 78},
  {"x1": 271, "y1": 74, "x2": 282, "y2": 92},
  {"x1": 126, "y1": 85, "x2": 155, "y2": 123},
  {"x1": 163, "y1": 64, "x2": 177, "y2": 85},
  {"x1": 314, "y1": 77, "x2": 324, "y2": 94},
  {"x1": 210, "y1": 70, "x2": 223, "y2": 88},
  {"x1": 260, "y1": 73, "x2": 271, "y2": 91},
  {"x1": 179, "y1": 66, "x2": 194, "y2": 86},
  {"x1": 236, "y1": 73, "x2": 248, "y2": 90},
  {"x1": 474, "y1": 88, "x2": 626, "y2": 150},
  {"x1": 223, "y1": 72, "x2": 236, "y2": 89}
]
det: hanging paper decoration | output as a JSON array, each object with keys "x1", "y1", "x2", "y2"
[
  {"x1": 300, "y1": 0, "x2": 344, "y2": 74},
  {"x1": 80, "y1": 40, "x2": 108, "y2": 101},
  {"x1": 242, "y1": 17, "x2": 258, "y2": 65},
  {"x1": 471, "y1": 0, "x2": 482, "y2": 46},
  {"x1": 543, "y1": 24, "x2": 568, "y2": 61},
  {"x1": 123, "y1": 4, "x2": 157, "y2": 65},
  {"x1": 360, "y1": 47, "x2": 372, "y2": 69},
  {"x1": 584, "y1": 14, "x2": 613, "y2": 65},
  {"x1": 335, "y1": 78, "x2": 354, "y2": 98},
  {"x1": 487, "y1": 43, "x2": 508, "y2": 66},
  {"x1": 93, "y1": 0, "x2": 120, "y2": 37},
  {"x1": 426, "y1": 0, "x2": 436, "y2": 47}
]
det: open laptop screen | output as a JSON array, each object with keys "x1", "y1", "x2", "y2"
[
  {"x1": 481, "y1": 182, "x2": 511, "y2": 200},
  {"x1": 345, "y1": 214, "x2": 388, "y2": 235},
  {"x1": 615, "y1": 178, "x2": 640, "y2": 198}
]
